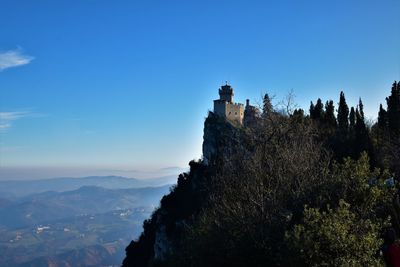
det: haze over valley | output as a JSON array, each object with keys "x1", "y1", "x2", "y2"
[{"x1": 0, "y1": 176, "x2": 174, "y2": 266}]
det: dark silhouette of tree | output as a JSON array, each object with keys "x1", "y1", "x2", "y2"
[
  {"x1": 337, "y1": 91, "x2": 349, "y2": 133},
  {"x1": 345, "y1": 106, "x2": 357, "y2": 158},
  {"x1": 358, "y1": 98, "x2": 365, "y2": 120},
  {"x1": 324, "y1": 100, "x2": 337, "y2": 128},
  {"x1": 370, "y1": 83, "x2": 400, "y2": 178},
  {"x1": 349, "y1": 107, "x2": 356, "y2": 129},
  {"x1": 310, "y1": 98, "x2": 324, "y2": 121},
  {"x1": 333, "y1": 91, "x2": 351, "y2": 161},
  {"x1": 386, "y1": 81, "x2": 400, "y2": 134},
  {"x1": 378, "y1": 104, "x2": 388, "y2": 130},
  {"x1": 292, "y1": 108, "x2": 305, "y2": 123},
  {"x1": 354, "y1": 99, "x2": 369, "y2": 158},
  {"x1": 262, "y1": 93, "x2": 273, "y2": 116},
  {"x1": 309, "y1": 101, "x2": 315, "y2": 118}
]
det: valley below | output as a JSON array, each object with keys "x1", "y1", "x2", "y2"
[{"x1": 0, "y1": 176, "x2": 174, "y2": 267}]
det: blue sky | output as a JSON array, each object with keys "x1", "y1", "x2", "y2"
[{"x1": 0, "y1": 0, "x2": 399, "y2": 179}]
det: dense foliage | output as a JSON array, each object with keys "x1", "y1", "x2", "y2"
[{"x1": 123, "y1": 81, "x2": 400, "y2": 267}]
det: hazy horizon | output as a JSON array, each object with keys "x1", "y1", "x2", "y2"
[{"x1": 0, "y1": 165, "x2": 188, "y2": 181}]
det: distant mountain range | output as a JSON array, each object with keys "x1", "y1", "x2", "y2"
[
  {"x1": 0, "y1": 185, "x2": 172, "y2": 229},
  {"x1": 0, "y1": 175, "x2": 177, "y2": 197},
  {"x1": 0, "y1": 183, "x2": 172, "y2": 267}
]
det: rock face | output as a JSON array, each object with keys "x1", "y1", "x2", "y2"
[
  {"x1": 202, "y1": 112, "x2": 245, "y2": 166},
  {"x1": 153, "y1": 225, "x2": 172, "y2": 261}
]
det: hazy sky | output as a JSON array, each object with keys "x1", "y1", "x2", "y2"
[{"x1": 1, "y1": 0, "x2": 399, "y2": 179}]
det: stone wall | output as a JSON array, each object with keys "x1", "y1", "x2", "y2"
[
  {"x1": 213, "y1": 100, "x2": 244, "y2": 124},
  {"x1": 226, "y1": 102, "x2": 244, "y2": 123}
]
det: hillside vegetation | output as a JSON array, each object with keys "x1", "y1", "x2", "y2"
[{"x1": 123, "y1": 81, "x2": 400, "y2": 267}]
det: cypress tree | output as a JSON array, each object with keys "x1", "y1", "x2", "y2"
[
  {"x1": 333, "y1": 91, "x2": 350, "y2": 161},
  {"x1": 324, "y1": 100, "x2": 337, "y2": 128},
  {"x1": 337, "y1": 91, "x2": 349, "y2": 133},
  {"x1": 354, "y1": 101, "x2": 369, "y2": 158},
  {"x1": 309, "y1": 101, "x2": 315, "y2": 118},
  {"x1": 314, "y1": 98, "x2": 324, "y2": 120},
  {"x1": 310, "y1": 99, "x2": 324, "y2": 121},
  {"x1": 358, "y1": 98, "x2": 365, "y2": 121},
  {"x1": 349, "y1": 107, "x2": 356, "y2": 129},
  {"x1": 263, "y1": 93, "x2": 273, "y2": 116},
  {"x1": 386, "y1": 81, "x2": 400, "y2": 133},
  {"x1": 356, "y1": 99, "x2": 367, "y2": 138},
  {"x1": 378, "y1": 104, "x2": 387, "y2": 129}
]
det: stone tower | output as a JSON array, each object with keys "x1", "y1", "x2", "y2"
[
  {"x1": 219, "y1": 84, "x2": 234, "y2": 102},
  {"x1": 213, "y1": 84, "x2": 244, "y2": 124}
]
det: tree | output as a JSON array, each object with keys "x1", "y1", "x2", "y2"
[
  {"x1": 378, "y1": 104, "x2": 388, "y2": 130},
  {"x1": 349, "y1": 107, "x2": 356, "y2": 129},
  {"x1": 358, "y1": 98, "x2": 365, "y2": 120},
  {"x1": 287, "y1": 200, "x2": 384, "y2": 267},
  {"x1": 292, "y1": 108, "x2": 305, "y2": 123},
  {"x1": 309, "y1": 101, "x2": 315, "y2": 117},
  {"x1": 314, "y1": 98, "x2": 324, "y2": 120},
  {"x1": 262, "y1": 93, "x2": 273, "y2": 116},
  {"x1": 310, "y1": 99, "x2": 324, "y2": 121},
  {"x1": 354, "y1": 101, "x2": 369, "y2": 158},
  {"x1": 286, "y1": 153, "x2": 392, "y2": 267},
  {"x1": 324, "y1": 100, "x2": 337, "y2": 128},
  {"x1": 337, "y1": 91, "x2": 349, "y2": 133},
  {"x1": 386, "y1": 81, "x2": 400, "y2": 134},
  {"x1": 371, "y1": 84, "x2": 400, "y2": 178},
  {"x1": 333, "y1": 91, "x2": 351, "y2": 161},
  {"x1": 355, "y1": 99, "x2": 366, "y2": 129}
]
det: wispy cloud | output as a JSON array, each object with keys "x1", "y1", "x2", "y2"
[
  {"x1": 0, "y1": 48, "x2": 34, "y2": 71},
  {"x1": 0, "y1": 111, "x2": 33, "y2": 132}
]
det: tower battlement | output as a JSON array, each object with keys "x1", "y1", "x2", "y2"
[{"x1": 219, "y1": 84, "x2": 234, "y2": 102}]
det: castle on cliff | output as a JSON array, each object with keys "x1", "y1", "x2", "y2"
[{"x1": 213, "y1": 83, "x2": 259, "y2": 125}]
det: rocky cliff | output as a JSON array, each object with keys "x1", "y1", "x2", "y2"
[{"x1": 122, "y1": 112, "x2": 244, "y2": 266}]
